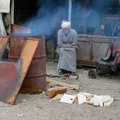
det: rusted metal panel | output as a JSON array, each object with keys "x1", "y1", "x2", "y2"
[
  {"x1": 11, "y1": 24, "x2": 31, "y2": 34},
  {"x1": 9, "y1": 35, "x2": 46, "y2": 94},
  {"x1": 0, "y1": 38, "x2": 39, "y2": 104},
  {"x1": 0, "y1": 37, "x2": 9, "y2": 59},
  {"x1": 0, "y1": 61, "x2": 21, "y2": 104},
  {"x1": 77, "y1": 34, "x2": 119, "y2": 67},
  {"x1": 20, "y1": 36, "x2": 46, "y2": 93}
]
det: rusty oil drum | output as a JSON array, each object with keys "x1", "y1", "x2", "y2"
[
  {"x1": 9, "y1": 36, "x2": 25, "y2": 61},
  {"x1": 9, "y1": 35, "x2": 46, "y2": 93}
]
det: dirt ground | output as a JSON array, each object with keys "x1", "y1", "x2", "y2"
[{"x1": 0, "y1": 61, "x2": 120, "y2": 120}]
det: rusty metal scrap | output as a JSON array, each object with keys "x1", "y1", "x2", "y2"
[
  {"x1": 46, "y1": 73, "x2": 79, "y2": 80},
  {"x1": 9, "y1": 35, "x2": 46, "y2": 94},
  {"x1": 20, "y1": 36, "x2": 46, "y2": 94},
  {"x1": 11, "y1": 24, "x2": 31, "y2": 34},
  {"x1": 0, "y1": 38, "x2": 39, "y2": 105},
  {"x1": 9, "y1": 36, "x2": 25, "y2": 61},
  {"x1": 0, "y1": 37, "x2": 9, "y2": 59}
]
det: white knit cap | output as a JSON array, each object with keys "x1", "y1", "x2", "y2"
[{"x1": 61, "y1": 20, "x2": 71, "y2": 28}]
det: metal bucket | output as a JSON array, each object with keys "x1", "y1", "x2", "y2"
[{"x1": 9, "y1": 35, "x2": 46, "y2": 93}]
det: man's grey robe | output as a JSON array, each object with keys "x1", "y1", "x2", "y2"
[{"x1": 57, "y1": 29, "x2": 78, "y2": 72}]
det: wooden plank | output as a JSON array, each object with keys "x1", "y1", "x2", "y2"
[
  {"x1": 46, "y1": 79, "x2": 80, "y2": 91},
  {"x1": 48, "y1": 87, "x2": 67, "y2": 98}
]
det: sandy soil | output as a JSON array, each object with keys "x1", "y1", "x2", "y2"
[{"x1": 0, "y1": 61, "x2": 120, "y2": 120}]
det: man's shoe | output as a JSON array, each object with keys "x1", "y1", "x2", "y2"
[
  {"x1": 59, "y1": 69, "x2": 64, "y2": 75},
  {"x1": 71, "y1": 72, "x2": 76, "y2": 75},
  {"x1": 59, "y1": 71, "x2": 63, "y2": 75}
]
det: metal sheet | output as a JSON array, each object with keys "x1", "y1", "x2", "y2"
[
  {"x1": 77, "y1": 39, "x2": 91, "y2": 61},
  {"x1": 77, "y1": 34, "x2": 119, "y2": 67},
  {"x1": 0, "y1": 37, "x2": 9, "y2": 59},
  {"x1": 0, "y1": 38, "x2": 39, "y2": 105},
  {"x1": 20, "y1": 36, "x2": 46, "y2": 93},
  {"x1": 9, "y1": 35, "x2": 46, "y2": 94},
  {"x1": 11, "y1": 24, "x2": 31, "y2": 34},
  {"x1": 0, "y1": 61, "x2": 20, "y2": 104},
  {"x1": 92, "y1": 40, "x2": 110, "y2": 61}
]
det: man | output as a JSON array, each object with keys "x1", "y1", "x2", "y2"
[{"x1": 57, "y1": 20, "x2": 79, "y2": 75}]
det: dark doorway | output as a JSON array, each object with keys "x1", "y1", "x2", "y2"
[{"x1": 14, "y1": 0, "x2": 39, "y2": 25}]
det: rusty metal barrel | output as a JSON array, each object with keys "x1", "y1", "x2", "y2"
[
  {"x1": 9, "y1": 36, "x2": 25, "y2": 61},
  {"x1": 9, "y1": 35, "x2": 46, "y2": 94}
]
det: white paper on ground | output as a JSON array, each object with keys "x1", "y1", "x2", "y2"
[
  {"x1": 104, "y1": 98, "x2": 114, "y2": 106},
  {"x1": 78, "y1": 93, "x2": 86, "y2": 105},
  {"x1": 93, "y1": 95, "x2": 103, "y2": 107},
  {"x1": 60, "y1": 94, "x2": 76, "y2": 104},
  {"x1": 101, "y1": 95, "x2": 112, "y2": 103}
]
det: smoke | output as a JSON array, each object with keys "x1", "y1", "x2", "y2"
[
  {"x1": 23, "y1": 0, "x2": 68, "y2": 36},
  {"x1": 21, "y1": 0, "x2": 120, "y2": 37},
  {"x1": 71, "y1": 0, "x2": 120, "y2": 36}
]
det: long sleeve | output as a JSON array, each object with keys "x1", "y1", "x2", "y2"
[{"x1": 71, "y1": 31, "x2": 79, "y2": 47}]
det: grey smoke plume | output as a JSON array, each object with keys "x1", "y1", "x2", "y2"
[
  {"x1": 23, "y1": 0, "x2": 120, "y2": 36},
  {"x1": 23, "y1": 0, "x2": 68, "y2": 36}
]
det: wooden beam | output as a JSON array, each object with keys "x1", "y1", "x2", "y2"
[{"x1": 46, "y1": 79, "x2": 80, "y2": 91}]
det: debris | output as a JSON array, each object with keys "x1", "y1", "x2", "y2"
[
  {"x1": 78, "y1": 93, "x2": 86, "y2": 105},
  {"x1": 102, "y1": 95, "x2": 114, "y2": 106},
  {"x1": 74, "y1": 96, "x2": 78, "y2": 103},
  {"x1": 17, "y1": 113, "x2": 24, "y2": 117},
  {"x1": 0, "y1": 38, "x2": 39, "y2": 105},
  {"x1": 47, "y1": 73, "x2": 79, "y2": 80},
  {"x1": 46, "y1": 82, "x2": 57, "y2": 88},
  {"x1": 93, "y1": 95, "x2": 103, "y2": 107},
  {"x1": 48, "y1": 87, "x2": 67, "y2": 98},
  {"x1": 0, "y1": 37, "x2": 9, "y2": 59},
  {"x1": 46, "y1": 79, "x2": 80, "y2": 91},
  {"x1": 50, "y1": 94, "x2": 63, "y2": 101},
  {"x1": 77, "y1": 92, "x2": 114, "y2": 107},
  {"x1": 60, "y1": 94, "x2": 77, "y2": 104},
  {"x1": 21, "y1": 99, "x2": 27, "y2": 102}
]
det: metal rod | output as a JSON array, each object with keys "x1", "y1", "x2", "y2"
[
  {"x1": 105, "y1": 22, "x2": 118, "y2": 57},
  {"x1": 68, "y1": 0, "x2": 72, "y2": 22},
  {"x1": 11, "y1": 0, "x2": 14, "y2": 24}
]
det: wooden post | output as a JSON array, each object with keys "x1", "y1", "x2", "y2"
[
  {"x1": 11, "y1": 0, "x2": 14, "y2": 24},
  {"x1": 0, "y1": 13, "x2": 7, "y2": 36}
]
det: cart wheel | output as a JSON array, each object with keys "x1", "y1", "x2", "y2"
[{"x1": 88, "y1": 69, "x2": 97, "y2": 79}]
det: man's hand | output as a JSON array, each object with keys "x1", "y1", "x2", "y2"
[{"x1": 71, "y1": 45, "x2": 79, "y2": 49}]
